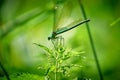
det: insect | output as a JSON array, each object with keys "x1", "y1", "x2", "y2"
[{"x1": 48, "y1": 0, "x2": 90, "y2": 40}]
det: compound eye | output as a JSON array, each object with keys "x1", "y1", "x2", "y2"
[{"x1": 48, "y1": 37, "x2": 51, "y2": 40}]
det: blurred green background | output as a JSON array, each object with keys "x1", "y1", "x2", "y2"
[{"x1": 0, "y1": 0, "x2": 120, "y2": 80}]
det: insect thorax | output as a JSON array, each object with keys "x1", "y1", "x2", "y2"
[{"x1": 48, "y1": 32, "x2": 57, "y2": 40}]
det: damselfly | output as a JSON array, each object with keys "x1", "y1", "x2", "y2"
[{"x1": 48, "y1": 0, "x2": 90, "y2": 40}]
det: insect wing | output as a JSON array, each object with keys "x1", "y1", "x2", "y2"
[{"x1": 53, "y1": 0, "x2": 73, "y2": 32}]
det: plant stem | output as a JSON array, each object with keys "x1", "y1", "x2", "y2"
[
  {"x1": 78, "y1": 0, "x2": 104, "y2": 80},
  {"x1": 55, "y1": 58, "x2": 57, "y2": 80},
  {"x1": 0, "y1": 62, "x2": 10, "y2": 80}
]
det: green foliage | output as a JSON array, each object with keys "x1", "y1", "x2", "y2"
[
  {"x1": 0, "y1": 0, "x2": 120, "y2": 80},
  {"x1": 110, "y1": 17, "x2": 120, "y2": 27},
  {"x1": 34, "y1": 37, "x2": 85, "y2": 80},
  {"x1": 0, "y1": 73, "x2": 44, "y2": 80}
]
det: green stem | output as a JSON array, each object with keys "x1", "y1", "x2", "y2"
[
  {"x1": 54, "y1": 50, "x2": 59, "y2": 80},
  {"x1": 78, "y1": 0, "x2": 104, "y2": 80},
  {"x1": 0, "y1": 62, "x2": 10, "y2": 80},
  {"x1": 55, "y1": 58, "x2": 57, "y2": 80}
]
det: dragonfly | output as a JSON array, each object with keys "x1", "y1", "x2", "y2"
[{"x1": 48, "y1": 0, "x2": 90, "y2": 40}]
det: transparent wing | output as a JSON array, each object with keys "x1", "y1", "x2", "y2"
[{"x1": 53, "y1": 0, "x2": 73, "y2": 32}]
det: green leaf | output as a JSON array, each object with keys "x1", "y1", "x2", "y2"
[
  {"x1": 110, "y1": 17, "x2": 120, "y2": 27},
  {"x1": 34, "y1": 43, "x2": 52, "y2": 55}
]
